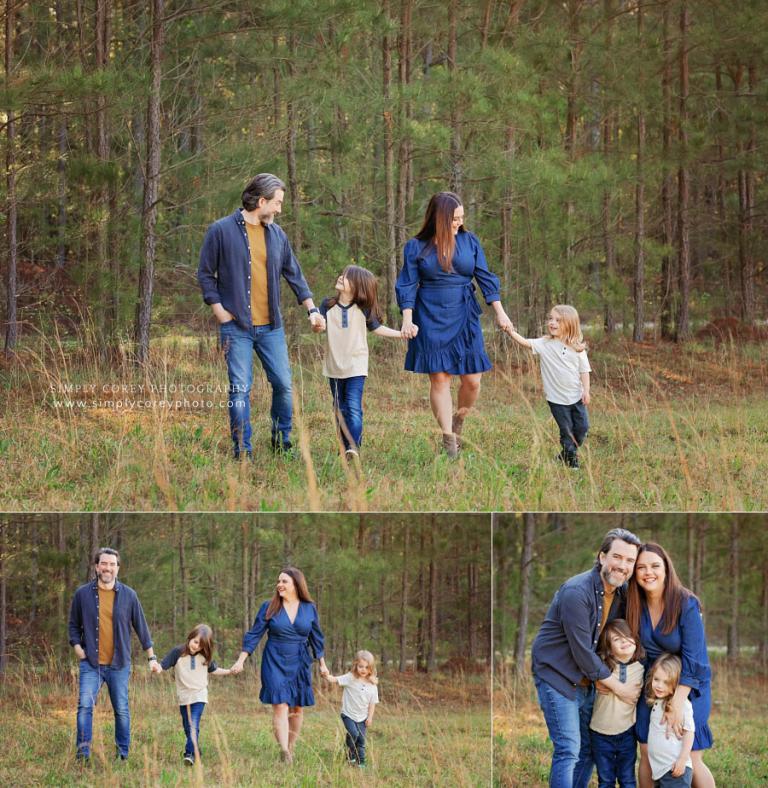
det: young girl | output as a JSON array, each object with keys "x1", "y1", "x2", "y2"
[
  {"x1": 321, "y1": 649, "x2": 380, "y2": 768},
  {"x1": 645, "y1": 654, "x2": 695, "y2": 787},
  {"x1": 315, "y1": 266, "x2": 405, "y2": 459},
  {"x1": 506, "y1": 305, "x2": 591, "y2": 468},
  {"x1": 157, "y1": 623, "x2": 231, "y2": 765},
  {"x1": 590, "y1": 619, "x2": 646, "y2": 788}
]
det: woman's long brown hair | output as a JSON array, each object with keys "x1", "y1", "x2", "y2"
[
  {"x1": 415, "y1": 191, "x2": 463, "y2": 272},
  {"x1": 327, "y1": 265, "x2": 383, "y2": 322},
  {"x1": 181, "y1": 623, "x2": 215, "y2": 664},
  {"x1": 265, "y1": 566, "x2": 315, "y2": 620},
  {"x1": 626, "y1": 543, "x2": 696, "y2": 638}
]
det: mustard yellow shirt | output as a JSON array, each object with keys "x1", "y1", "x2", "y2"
[{"x1": 245, "y1": 220, "x2": 269, "y2": 325}]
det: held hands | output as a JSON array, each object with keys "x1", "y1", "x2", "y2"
[
  {"x1": 319, "y1": 666, "x2": 330, "y2": 679},
  {"x1": 149, "y1": 660, "x2": 163, "y2": 674},
  {"x1": 495, "y1": 312, "x2": 514, "y2": 335},
  {"x1": 400, "y1": 319, "x2": 419, "y2": 339},
  {"x1": 230, "y1": 660, "x2": 245, "y2": 674},
  {"x1": 309, "y1": 312, "x2": 326, "y2": 332}
]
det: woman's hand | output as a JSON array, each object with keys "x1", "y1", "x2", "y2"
[
  {"x1": 401, "y1": 318, "x2": 418, "y2": 339},
  {"x1": 230, "y1": 659, "x2": 245, "y2": 674},
  {"x1": 662, "y1": 696, "x2": 685, "y2": 739},
  {"x1": 496, "y1": 312, "x2": 514, "y2": 334}
]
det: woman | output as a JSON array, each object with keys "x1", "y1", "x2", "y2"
[
  {"x1": 396, "y1": 191, "x2": 513, "y2": 457},
  {"x1": 626, "y1": 543, "x2": 715, "y2": 788},
  {"x1": 231, "y1": 567, "x2": 327, "y2": 764}
]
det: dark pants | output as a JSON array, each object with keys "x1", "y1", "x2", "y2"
[
  {"x1": 329, "y1": 376, "x2": 366, "y2": 451},
  {"x1": 179, "y1": 702, "x2": 206, "y2": 759},
  {"x1": 655, "y1": 767, "x2": 692, "y2": 787},
  {"x1": 590, "y1": 727, "x2": 637, "y2": 787},
  {"x1": 548, "y1": 400, "x2": 589, "y2": 463},
  {"x1": 341, "y1": 713, "x2": 367, "y2": 764}
]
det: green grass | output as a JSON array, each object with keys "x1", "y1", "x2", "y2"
[
  {"x1": 0, "y1": 666, "x2": 490, "y2": 786},
  {"x1": 493, "y1": 658, "x2": 768, "y2": 787},
  {"x1": 1, "y1": 327, "x2": 767, "y2": 511}
]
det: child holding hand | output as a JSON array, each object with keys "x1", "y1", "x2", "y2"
[
  {"x1": 506, "y1": 304, "x2": 591, "y2": 468},
  {"x1": 321, "y1": 649, "x2": 380, "y2": 768}
]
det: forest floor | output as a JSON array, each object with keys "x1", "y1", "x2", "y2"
[
  {"x1": 0, "y1": 667, "x2": 490, "y2": 786},
  {"x1": 493, "y1": 657, "x2": 767, "y2": 787},
  {"x1": 1, "y1": 327, "x2": 767, "y2": 511}
]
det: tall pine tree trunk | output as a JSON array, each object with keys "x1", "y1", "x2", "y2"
[
  {"x1": 659, "y1": 1, "x2": 675, "y2": 340},
  {"x1": 632, "y1": 2, "x2": 646, "y2": 342},
  {"x1": 514, "y1": 514, "x2": 535, "y2": 675},
  {"x1": 398, "y1": 523, "x2": 409, "y2": 672},
  {"x1": 383, "y1": 1, "x2": 397, "y2": 317},
  {"x1": 675, "y1": 2, "x2": 690, "y2": 341},
  {"x1": 4, "y1": 0, "x2": 18, "y2": 355},
  {"x1": 135, "y1": 0, "x2": 164, "y2": 363}
]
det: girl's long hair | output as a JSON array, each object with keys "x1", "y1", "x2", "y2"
[
  {"x1": 327, "y1": 265, "x2": 383, "y2": 322},
  {"x1": 266, "y1": 566, "x2": 314, "y2": 620},
  {"x1": 182, "y1": 623, "x2": 214, "y2": 664},
  {"x1": 352, "y1": 649, "x2": 379, "y2": 685},
  {"x1": 626, "y1": 543, "x2": 696, "y2": 638},
  {"x1": 597, "y1": 618, "x2": 645, "y2": 671},
  {"x1": 645, "y1": 653, "x2": 682, "y2": 710},
  {"x1": 415, "y1": 191, "x2": 463, "y2": 273},
  {"x1": 549, "y1": 304, "x2": 586, "y2": 351}
]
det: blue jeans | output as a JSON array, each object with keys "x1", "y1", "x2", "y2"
[
  {"x1": 328, "y1": 376, "x2": 366, "y2": 451},
  {"x1": 656, "y1": 767, "x2": 692, "y2": 787},
  {"x1": 535, "y1": 677, "x2": 595, "y2": 788},
  {"x1": 76, "y1": 662, "x2": 131, "y2": 758},
  {"x1": 591, "y1": 727, "x2": 637, "y2": 787},
  {"x1": 547, "y1": 400, "x2": 589, "y2": 462},
  {"x1": 179, "y1": 702, "x2": 206, "y2": 758},
  {"x1": 220, "y1": 322, "x2": 293, "y2": 454},
  {"x1": 341, "y1": 714, "x2": 367, "y2": 764}
]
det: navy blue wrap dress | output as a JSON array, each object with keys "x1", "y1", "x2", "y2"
[
  {"x1": 242, "y1": 600, "x2": 325, "y2": 707},
  {"x1": 395, "y1": 230, "x2": 501, "y2": 374},
  {"x1": 635, "y1": 595, "x2": 713, "y2": 751}
]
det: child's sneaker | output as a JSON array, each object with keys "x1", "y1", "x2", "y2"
[{"x1": 183, "y1": 754, "x2": 195, "y2": 766}]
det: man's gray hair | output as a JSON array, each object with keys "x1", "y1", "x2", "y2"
[
  {"x1": 242, "y1": 173, "x2": 286, "y2": 210},
  {"x1": 594, "y1": 527, "x2": 642, "y2": 567}
]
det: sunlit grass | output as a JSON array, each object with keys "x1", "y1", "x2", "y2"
[
  {"x1": 1, "y1": 324, "x2": 766, "y2": 511},
  {"x1": 0, "y1": 663, "x2": 491, "y2": 787}
]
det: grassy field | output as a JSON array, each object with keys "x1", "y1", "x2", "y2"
[
  {"x1": 493, "y1": 657, "x2": 768, "y2": 787},
  {"x1": 1, "y1": 324, "x2": 766, "y2": 511},
  {"x1": 0, "y1": 664, "x2": 490, "y2": 787}
]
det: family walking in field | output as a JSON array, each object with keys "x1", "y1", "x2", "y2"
[
  {"x1": 68, "y1": 551, "x2": 378, "y2": 769},
  {"x1": 198, "y1": 174, "x2": 592, "y2": 469},
  {"x1": 532, "y1": 528, "x2": 714, "y2": 788}
]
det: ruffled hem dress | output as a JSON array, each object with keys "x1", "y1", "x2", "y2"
[
  {"x1": 395, "y1": 230, "x2": 501, "y2": 375},
  {"x1": 242, "y1": 600, "x2": 325, "y2": 707},
  {"x1": 634, "y1": 595, "x2": 714, "y2": 751}
]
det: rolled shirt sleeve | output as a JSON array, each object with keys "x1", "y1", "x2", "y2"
[{"x1": 560, "y1": 586, "x2": 612, "y2": 682}]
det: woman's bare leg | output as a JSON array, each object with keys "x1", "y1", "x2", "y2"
[
  {"x1": 691, "y1": 751, "x2": 715, "y2": 788},
  {"x1": 455, "y1": 373, "x2": 482, "y2": 434},
  {"x1": 428, "y1": 372, "x2": 453, "y2": 434},
  {"x1": 287, "y1": 706, "x2": 303, "y2": 755},
  {"x1": 271, "y1": 703, "x2": 290, "y2": 757}
]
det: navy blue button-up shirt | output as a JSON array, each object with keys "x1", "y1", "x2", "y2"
[
  {"x1": 68, "y1": 580, "x2": 153, "y2": 669},
  {"x1": 197, "y1": 209, "x2": 313, "y2": 330},
  {"x1": 531, "y1": 566, "x2": 625, "y2": 699}
]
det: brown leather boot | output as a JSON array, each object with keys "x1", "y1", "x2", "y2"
[
  {"x1": 452, "y1": 407, "x2": 470, "y2": 450},
  {"x1": 442, "y1": 432, "x2": 459, "y2": 459}
]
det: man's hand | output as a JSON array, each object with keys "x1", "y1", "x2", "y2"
[
  {"x1": 74, "y1": 645, "x2": 86, "y2": 660},
  {"x1": 309, "y1": 312, "x2": 326, "y2": 331},
  {"x1": 614, "y1": 681, "x2": 642, "y2": 706},
  {"x1": 212, "y1": 303, "x2": 235, "y2": 324},
  {"x1": 149, "y1": 659, "x2": 162, "y2": 674}
]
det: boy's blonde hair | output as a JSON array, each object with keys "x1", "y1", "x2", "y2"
[
  {"x1": 550, "y1": 304, "x2": 586, "y2": 351},
  {"x1": 353, "y1": 650, "x2": 378, "y2": 684},
  {"x1": 645, "y1": 653, "x2": 682, "y2": 710}
]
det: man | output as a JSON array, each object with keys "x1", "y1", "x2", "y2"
[
  {"x1": 531, "y1": 527, "x2": 644, "y2": 788},
  {"x1": 68, "y1": 548, "x2": 160, "y2": 762},
  {"x1": 197, "y1": 173, "x2": 325, "y2": 459}
]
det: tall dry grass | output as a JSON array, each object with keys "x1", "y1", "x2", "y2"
[{"x1": 1, "y1": 321, "x2": 766, "y2": 511}]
